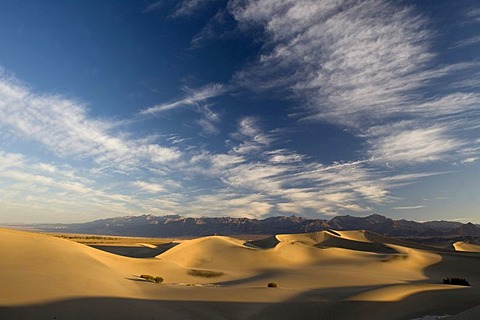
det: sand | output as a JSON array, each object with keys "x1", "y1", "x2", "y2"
[
  {"x1": 453, "y1": 241, "x2": 480, "y2": 253},
  {"x1": 1, "y1": 227, "x2": 479, "y2": 319}
]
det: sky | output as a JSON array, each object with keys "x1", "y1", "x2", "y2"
[{"x1": 0, "y1": 0, "x2": 479, "y2": 223}]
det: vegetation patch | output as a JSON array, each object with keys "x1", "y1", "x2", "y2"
[
  {"x1": 267, "y1": 282, "x2": 278, "y2": 288},
  {"x1": 140, "y1": 274, "x2": 164, "y2": 283},
  {"x1": 188, "y1": 269, "x2": 224, "y2": 278},
  {"x1": 442, "y1": 278, "x2": 470, "y2": 286}
]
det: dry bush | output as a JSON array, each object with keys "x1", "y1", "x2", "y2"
[
  {"x1": 443, "y1": 278, "x2": 470, "y2": 286},
  {"x1": 140, "y1": 274, "x2": 163, "y2": 283}
]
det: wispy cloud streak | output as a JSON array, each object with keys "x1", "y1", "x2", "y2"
[
  {"x1": 141, "y1": 83, "x2": 226, "y2": 115},
  {"x1": 172, "y1": 0, "x2": 216, "y2": 17},
  {"x1": 392, "y1": 205, "x2": 425, "y2": 210},
  {"x1": 141, "y1": 83, "x2": 226, "y2": 135}
]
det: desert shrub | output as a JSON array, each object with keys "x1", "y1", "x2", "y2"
[
  {"x1": 442, "y1": 278, "x2": 470, "y2": 286},
  {"x1": 188, "y1": 269, "x2": 224, "y2": 278},
  {"x1": 267, "y1": 282, "x2": 278, "y2": 288},
  {"x1": 140, "y1": 274, "x2": 163, "y2": 283}
]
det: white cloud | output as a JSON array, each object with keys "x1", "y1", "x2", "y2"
[
  {"x1": 211, "y1": 154, "x2": 245, "y2": 169},
  {"x1": 173, "y1": 0, "x2": 215, "y2": 17},
  {"x1": 143, "y1": 1, "x2": 166, "y2": 13},
  {"x1": 141, "y1": 83, "x2": 226, "y2": 135},
  {"x1": 190, "y1": 9, "x2": 230, "y2": 48},
  {"x1": 461, "y1": 157, "x2": 479, "y2": 164},
  {"x1": 197, "y1": 118, "x2": 219, "y2": 135},
  {"x1": 133, "y1": 181, "x2": 165, "y2": 194},
  {"x1": 408, "y1": 93, "x2": 480, "y2": 117},
  {"x1": 231, "y1": 116, "x2": 275, "y2": 154},
  {"x1": 392, "y1": 205, "x2": 425, "y2": 210},
  {"x1": 0, "y1": 149, "x2": 143, "y2": 221},
  {"x1": 466, "y1": 8, "x2": 480, "y2": 23},
  {"x1": 452, "y1": 35, "x2": 480, "y2": 48},
  {"x1": 0, "y1": 72, "x2": 189, "y2": 221},
  {"x1": 34, "y1": 163, "x2": 57, "y2": 173},
  {"x1": 2, "y1": 1, "x2": 479, "y2": 222},
  {"x1": 177, "y1": 118, "x2": 461, "y2": 217},
  {"x1": 185, "y1": 193, "x2": 273, "y2": 218},
  {"x1": 145, "y1": 0, "x2": 217, "y2": 18},
  {"x1": 0, "y1": 74, "x2": 180, "y2": 170},
  {"x1": 229, "y1": 0, "x2": 480, "y2": 167},
  {"x1": 140, "y1": 83, "x2": 226, "y2": 115},
  {"x1": 238, "y1": 116, "x2": 259, "y2": 137},
  {"x1": 369, "y1": 126, "x2": 461, "y2": 165},
  {"x1": 197, "y1": 105, "x2": 222, "y2": 135},
  {"x1": 0, "y1": 151, "x2": 24, "y2": 170},
  {"x1": 196, "y1": 149, "x2": 392, "y2": 216},
  {"x1": 172, "y1": 116, "x2": 446, "y2": 217},
  {"x1": 456, "y1": 139, "x2": 480, "y2": 164},
  {"x1": 267, "y1": 150, "x2": 304, "y2": 164},
  {"x1": 230, "y1": 0, "x2": 432, "y2": 121}
]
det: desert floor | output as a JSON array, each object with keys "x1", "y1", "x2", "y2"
[{"x1": 0, "y1": 227, "x2": 479, "y2": 320}]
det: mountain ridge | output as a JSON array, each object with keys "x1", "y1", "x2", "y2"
[{"x1": 7, "y1": 214, "x2": 480, "y2": 244}]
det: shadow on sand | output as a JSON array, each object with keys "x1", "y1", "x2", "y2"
[
  {"x1": 89, "y1": 242, "x2": 179, "y2": 258},
  {"x1": 1, "y1": 288, "x2": 479, "y2": 320}
]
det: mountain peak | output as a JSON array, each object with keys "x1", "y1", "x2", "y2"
[
  {"x1": 366, "y1": 214, "x2": 389, "y2": 221},
  {"x1": 454, "y1": 222, "x2": 480, "y2": 236}
]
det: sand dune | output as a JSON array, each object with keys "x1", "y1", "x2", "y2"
[
  {"x1": 1, "y1": 227, "x2": 479, "y2": 319},
  {"x1": 453, "y1": 241, "x2": 480, "y2": 252},
  {"x1": 0, "y1": 228, "x2": 139, "y2": 305}
]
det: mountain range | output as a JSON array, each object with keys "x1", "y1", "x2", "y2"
[{"x1": 10, "y1": 214, "x2": 480, "y2": 245}]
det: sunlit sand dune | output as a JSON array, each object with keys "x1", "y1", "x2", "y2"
[
  {"x1": 0, "y1": 228, "x2": 139, "y2": 305},
  {"x1": 453, "y1": 241, "x2": 480, "y2": 252},
  {"x1": 1, "y1": 227, "x2": 479, "y2": 320}
]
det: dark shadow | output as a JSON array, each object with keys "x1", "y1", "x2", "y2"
[
  {"x1": 315, "y1": 236, "x2": 400, "y2": 254},
  {"x1": 2, "y1": 290, "x2": 480, "y2": 320},
  {"x1": 89, "y1": 242, "x2": 179, "y2": 258},
  {"x1": 233, "y1": 265, "x2": 475, "y2": 320},
  {"x1": 0, "y1": 297, "x2": 263, "y2": 320},
  {"x1": 245, "y1": 236, "x2": 279, "y2": 249},
  {"x1": 365, "y1": 234, "x2": 443, "y2": 252},
  {"x1": 125, "y1": 276, "x2": 154, "y2": 283},
  {"x1": 215, "y1": 272, "x2": 278, "y2": 286},
  {"x1": 325, "y1": 229, "x2": 341, "y2": 237},
  {"x1": 423, "y1": 250, "x2": 480, "y2": 287}
]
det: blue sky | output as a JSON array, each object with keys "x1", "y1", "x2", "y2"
[{"x1": 0, "y1": 0, "x2": 479, "y2": 223}]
